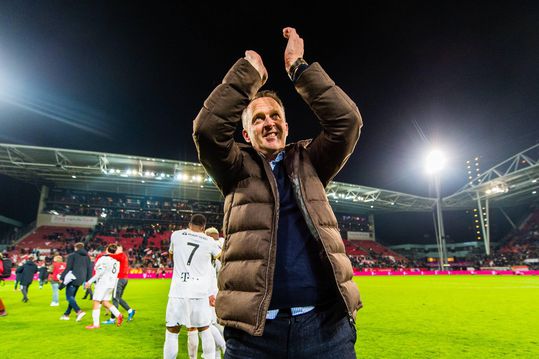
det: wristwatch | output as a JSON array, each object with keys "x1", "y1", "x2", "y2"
[{"x1": 288, "y1": 57, "x2": 309, "y2": 82}]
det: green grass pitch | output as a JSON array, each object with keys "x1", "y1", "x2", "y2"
[{"x1": 1, "y1": 275, "x2": 538, "y2": 358}]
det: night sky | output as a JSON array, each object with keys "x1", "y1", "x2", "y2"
[{"x1": 1, "y1": 2, "x2": 538, "y2": 243}]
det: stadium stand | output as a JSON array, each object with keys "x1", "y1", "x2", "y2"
[
  {"x1": 4, "y1": 191, "x2": 539, "y2": 272},
  {"x1": 11, "y1": 226, "x2": 88, "y2": 253}
]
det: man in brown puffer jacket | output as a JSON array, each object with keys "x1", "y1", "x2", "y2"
[{"x1": 193, "y1": 27, "x2": 363, "y2": 359}]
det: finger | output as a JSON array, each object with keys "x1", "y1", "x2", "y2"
[
  {"x1": 245, "y1": 49, "x2": 260, "y2": 60},
  {"x1": 283, "y1": 27, "x2": 296, "y2": 39}
]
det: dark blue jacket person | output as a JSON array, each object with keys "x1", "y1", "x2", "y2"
[
  {"x1": 59, "y1": 242, "x2": 92, "y2": 321},
  {"x1": 16, "y1": 256, "x2": 38, "y2": 303}
]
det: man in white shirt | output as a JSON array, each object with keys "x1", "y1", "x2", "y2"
[
  {"x1": 163, "y1": 214, "x2": 221, "y2": 359},
  {"x1": 84, "y1": 244, "x2": 124, "y2": 329}
]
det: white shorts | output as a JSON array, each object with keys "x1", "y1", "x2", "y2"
[
  {"x1": 93, "y1": 286, "x2": 114, "y2": 302},
  {"x1": 166, "y1": 297, "x2": 211, "y2": 328}
]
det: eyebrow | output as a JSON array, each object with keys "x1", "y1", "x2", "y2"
[
  {"x1": 252, "y1": 112, "x2": 265, "y2": 119},
  {"x1": 252, "y1": 110, "x2": 281, "y2": 121}
]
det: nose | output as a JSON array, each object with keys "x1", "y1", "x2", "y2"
[{"x1": 263, "y1": 115, "x2": 275, "y2": 127}]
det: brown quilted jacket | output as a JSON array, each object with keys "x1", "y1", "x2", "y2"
[{"x1": 193, "y1": 58, "x2": 363, "y2": 336}]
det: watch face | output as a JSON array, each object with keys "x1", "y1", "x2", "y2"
[{"x1": 289, "y1": 59, "x2": 308, "y2": 81}]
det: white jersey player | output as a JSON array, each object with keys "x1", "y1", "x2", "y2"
[
  {"x1": 89, "y1": 255, "x2": 119, "y2": 297},
  {"x1": 200, "y1": 226, "x2": 226, "y2": 358},
  {"x1": 84, "y1": 244, "x2": 124, "y2": 329},
  {"x1": 205, "y1": 226, "x2": 224, "y2": 272},
  {"x1": 164, "y1": 214, "x2": 221, "y2": 359},
  {"x1": 168, "y1": 230, "x2": 221, "y2": 300}
]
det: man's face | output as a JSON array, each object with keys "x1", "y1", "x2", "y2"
[{"x1": 242, "y1": 97, "x2": 288, "y2": 160}]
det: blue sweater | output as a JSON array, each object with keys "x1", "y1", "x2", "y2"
[{"x1": 269, "y1": 160, "x2": 335, "y2": 309}]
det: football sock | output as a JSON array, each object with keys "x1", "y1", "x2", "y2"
[
  {"x1": 163, "y1": 330, "x2": 179, "y2": 359},
  {"x1": 92, "y1": 309, "x2": 100, "y2": 327},
  {"x1": 109, "y1": 305, "x2": 121, "y2": 318},
  {"x1": 200, "y1": 328, "x2": 215, "y2": 359},
  {"x1": 187, "y1": 330, "x2": 199, "y2": 359}
]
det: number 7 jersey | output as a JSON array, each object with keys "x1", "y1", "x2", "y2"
[{"x1": 169, "y1": 229, "x2": 221, "y2": 298}]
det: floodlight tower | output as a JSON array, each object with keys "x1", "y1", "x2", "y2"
[
  {"x1": 466, "y1": 156, "x2": 486, "y2": 243},
  {"x1": 426, "y1": 149, "x2": 448, "y2": 270}
]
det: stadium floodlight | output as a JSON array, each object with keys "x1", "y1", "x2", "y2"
[
  {"x1": 485, "y1": 182, "x2": 508, "y2": 196},
  {"x1": 425, "y1": 149, "x2": 447, "y2": 175}
]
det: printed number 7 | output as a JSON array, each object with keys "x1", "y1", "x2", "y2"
[{"x1": 186, "y1": 242, "x2": 200, "y2": 265}]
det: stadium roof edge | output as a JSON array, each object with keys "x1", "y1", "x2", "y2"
[
  {"x1": 442, "y1": 143, "x2": 539, "y2": 209},
  {"x1": 0, "y1": 142, "x2": 437, "y2": 214},
  {"x1": 1, "y1": 142, "x2": 538, "y2": 213}
]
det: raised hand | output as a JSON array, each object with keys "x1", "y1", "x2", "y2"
[
  {"x1": 283, "y1": 27, "x2": 304, "y2": 73},
  {"x1": 244, "y1": 50, "x2": 268, "y2": 84}
]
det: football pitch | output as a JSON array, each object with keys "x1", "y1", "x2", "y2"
[{"x1": 1, "y1": 275, "x2": 538, "y2": 358}]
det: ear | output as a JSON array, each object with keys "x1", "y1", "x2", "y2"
[{"x1": 242, "y1": 129, "x2": 251, "y2": 143}]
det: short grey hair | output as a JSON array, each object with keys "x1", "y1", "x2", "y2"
[{"x1": 241, "y1": 90, "x2": 285, "y2": 130}]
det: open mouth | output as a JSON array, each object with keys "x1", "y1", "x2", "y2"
[{"x1": 264, "y1": 132, "x2": 278, "y2": 139}]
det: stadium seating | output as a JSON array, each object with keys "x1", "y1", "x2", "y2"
[
  {"x1": 5, "y1": 187, "x2": 536, "y2": 271},
  {"x1": 11, "y1": 226, "x2": 88, "y2": 253}
]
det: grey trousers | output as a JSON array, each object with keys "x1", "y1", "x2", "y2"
[{"x1": 111, "y1": 278, "x2": 130, "y2": 318}]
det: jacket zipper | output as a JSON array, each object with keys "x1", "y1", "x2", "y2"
[{"x1": 254, "y1": 153, "x2": 279, "y2": 333}]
